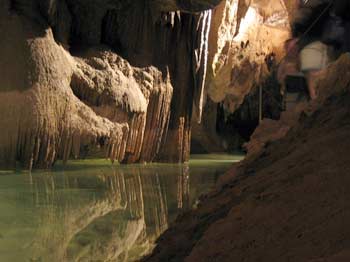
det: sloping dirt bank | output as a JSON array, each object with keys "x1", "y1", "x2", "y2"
[{"x1": 142, "y1": 54, "x2": 350, "y2": 262}]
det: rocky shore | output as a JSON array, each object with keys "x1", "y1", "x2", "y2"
[{"x1": 142, "y1": 55, "x2": 350, "y2": 262}]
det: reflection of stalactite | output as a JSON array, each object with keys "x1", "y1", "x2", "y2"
[
  {"x1": 5, "y1": 161, "x2": 227, "y2": 261},
  {"x1": 154, "y1": 173, "x2": 169, "y2": 235},
  {"x1": 27, "y1": 172, "x2": 133, "y2": 261},
  {"x1": 177, "y1": 164, "x2": 190, "y2": 209},
  {"x1": 26, "y1": 166, "x2": 173, "y2": 261},
  {"x1": 21, "y1": 158, "x2": 231, "y2": 261},
  {"x1": 124, "y1": 169, "x2": 144, "y2": 219},
  {"x1": 141, "y1": 172, "x2": 169, "y2": 238}
]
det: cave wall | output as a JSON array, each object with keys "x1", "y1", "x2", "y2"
[
  {"x1": 0, "y1": 0, "x2": 223, "y2": 168},
  {"x1": 96, "y1": 2, "x2": 214, "y2": 162},
  {"x1": 191, "y1": 0, "x2": 293, "y2": 152},
  {"x1": 207, "y1": 0, "x2": 290, "y2": 110},
  {"x1": 0, "y1": 0, "x2": 300, "y2": 168}
]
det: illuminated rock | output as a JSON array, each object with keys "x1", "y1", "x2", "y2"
[{"x1": 207, "y1": 0, "x2": 291, "y2": 113}]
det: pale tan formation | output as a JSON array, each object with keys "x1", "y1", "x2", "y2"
[
  {"x1": 71, "y1": 49, "x2": 173, "y2": 164},
  {"x1": 0, "y1": 0, "x2": 302, "y2": 168},
  {"x1": 190, "y1": 0, "x2": 295, "y2": 152},
  {"x1": 0, "y1": 0, "x2": 231, "y2": 169},
  {"x1": 206, "y1": 0, "x2": 291, "y2": 112},
  {"x1": 0, "y1": 1, "x2": 173, "y2": 169}
]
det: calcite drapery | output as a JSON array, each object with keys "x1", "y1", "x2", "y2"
[{"x1": 0, "y1": 0, "x2": 223, "y2": 168}]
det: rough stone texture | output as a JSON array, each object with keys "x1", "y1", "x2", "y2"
[
  {"x1": 0, "y1": 5, "x2": 127, "y2": 169},
  {"x1": 0, "y1": 3, "x2": 173, "y2": 169},
  {"x1": 0, "y1": 0, "x2": 302, "y2": 167},
  {"x1": 71, "y1": 48, "x2": 173, "y2": 163},
  {"x1": 97, "y1": 3, "x2": 214, "y2": 163},
  {"x1": 0, "y1": 0, "x2": 223, "y2": 168},
  {"x1": 191, "y1": 0, "x2": 291, "y2": 153},
  {"x1": 142, "y1": 54, "x2": 350, "y2": 262},
  {"x1": 207, "y1": 0, "x2": 290, "y2": 111}
]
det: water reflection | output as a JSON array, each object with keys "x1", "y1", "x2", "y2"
[{"x1": 0, "y1": 155, "x2": 241, "y2": 262}]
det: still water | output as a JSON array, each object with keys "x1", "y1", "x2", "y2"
[{"x1": 0, "y1": 154, "x2": 242, "y2": 262}]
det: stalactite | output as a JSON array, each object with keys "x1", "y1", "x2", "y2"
[
  {"x1": 140, "y1": 78, "x2": 173, "y2": 163},
  {"x1": 1, "y1": 0, "x2": 223, "y2": 169},
  {"x1": 194, "y1": 10, "x2": 212, "y2": 124},
  {"x1": 68, "y1": 50, "x2": 174, "y2": 165},
  {"x1": 141, "y1": 172, "x2": 169, "y2": 237},
  {"x1": 121, "y1": 84, "x2": 172, "y2": 164},
  {"x1": 123, "y1": 113, "x2": 147, "y2": 163}
]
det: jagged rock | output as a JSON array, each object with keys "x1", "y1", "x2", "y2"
[
  {"x1": 0, "y1": 0, "x2": 301, "y2": 167},
  {"x1": 97, "y1": 3, "x2": 214, "y2": 163}
]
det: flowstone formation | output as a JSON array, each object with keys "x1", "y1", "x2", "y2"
[{"x1": 0, "y1": 0, "x2": 222, "y2": 169}]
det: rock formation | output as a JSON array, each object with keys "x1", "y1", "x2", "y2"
[
  {"x1": 0, "y1": 0, "x2": 224, "y2": 169},
  {"x1": 0, "y1": 0, "x2": 308, "y2": 169},
  {"x1": 206, "y1": 0, "x2": 290, "y2": 111},
  {"x1": 192, "y1": 0, "x2": 292, "y2": 153}
]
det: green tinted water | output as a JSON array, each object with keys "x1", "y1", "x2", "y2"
[{"x1": 0, "y1": 154, "x2": 243, "y2": 262}]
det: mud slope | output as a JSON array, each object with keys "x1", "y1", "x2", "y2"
[{"x1": 143, "y1": 55, "x2": 350, "y2": 262}]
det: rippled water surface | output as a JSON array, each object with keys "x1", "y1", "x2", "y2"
[{"x1": 0, "y1": 154, "x2": 243, "y2": 262}]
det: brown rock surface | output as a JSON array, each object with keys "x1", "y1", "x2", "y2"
[
  {"x1": 142, "y1": 54, "x2": 350, "y2": 262},
  {"x1": 207, "y1": 0, "x2": 290, "y2": 112},
  {"x1": 191, "y1": 0, "x2": 293, "y2": 153}
]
